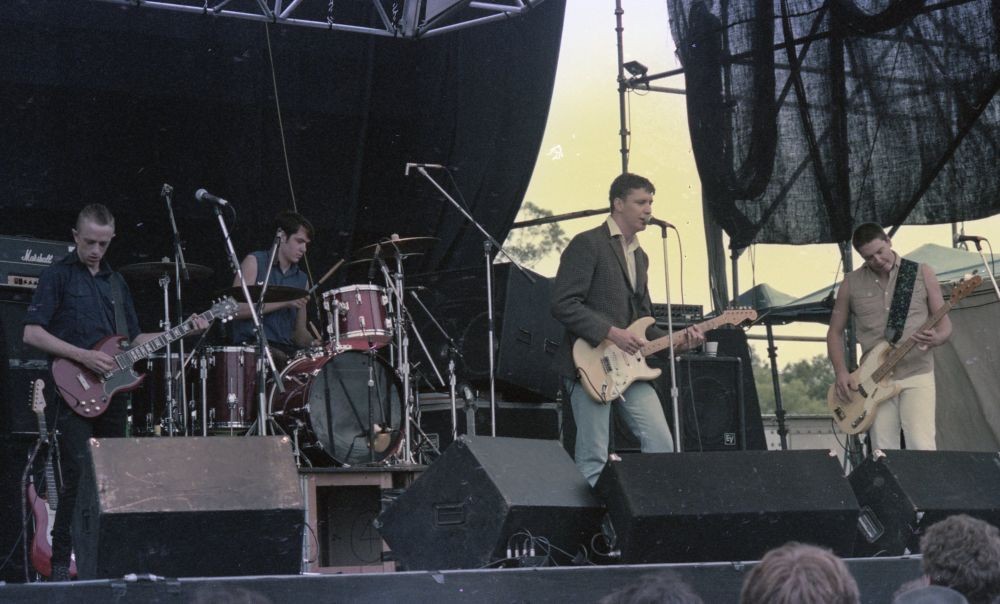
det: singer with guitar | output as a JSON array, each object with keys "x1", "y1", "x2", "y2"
[
  {"x1": 826, "y1": 223, "x2": 951, "y2": 451},
  {"x1": 22, "y1": 204, "x2": 210, "y2": 581},
  {"x1": 551, "y1": 173, "x2": 704, "y2": 486}
]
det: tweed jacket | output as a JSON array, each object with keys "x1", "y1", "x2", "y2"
[{"x1": 550, "y1": 221, "x2": 666, "y2": 378}]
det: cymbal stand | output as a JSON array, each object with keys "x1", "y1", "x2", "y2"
[
  {"x1": 251, "y1": 230, "x2": 286, "y2": 436},
  {"x1": 407, "y1": 166, "x2": 536, "y2": 436},
  {"x1": 156, "y1": 271, "x2": 181, "y2": 436},
  {"x1": 409, "y1": 289, "x2": 459, "y2": 441},
  {"x1": 162, "y1": 184, "x2": 190, "y2": 436},
  {"x1": 209, "y1": 204, "x2": 283, "y2": 439}
]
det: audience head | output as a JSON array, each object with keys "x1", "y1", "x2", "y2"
[
  {"x1": 740, "y1": 542, "x2": 859, "y2": 604},
  {"x1": 598, "y1": 571, "x2": 703, "y2": 604},
  {"x1": 920, "y1": 514, "x2": 1000, "y2": 604}
]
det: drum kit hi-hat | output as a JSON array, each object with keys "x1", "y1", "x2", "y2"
[{"x1": 119, "y1": 234, "x2": 456, "y2": 467}]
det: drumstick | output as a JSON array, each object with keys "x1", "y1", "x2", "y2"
[
  {"x1": 308, "y1": 259, "x2": 344, "y2": 295},
  {"x1": 308, "y1": 321, "x2": 322, "y2": 341}
]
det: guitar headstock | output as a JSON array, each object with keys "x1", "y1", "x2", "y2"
[
  {"x1": 949, "y1": 275, "x2": 983, "y2": 303},
  {"x1": 211, "y1": 296, "x2": 239, "y2": 323},
  {"x1": 719, "y1": 307, "x2": 758, "y2": 326},
  {"x1": 30, "y1": 379, "x2": 45, "y2": 415}
]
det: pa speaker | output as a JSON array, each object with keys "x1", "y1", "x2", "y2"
[
  {"x1": 595, "y1": 450, "x2": 859, "y2": 563},
  {"x1": 74, "y1": 436, "x2": 304, "y2": 579},
  {"x1": 376, "y1": 436, "x2": 602, "y2": 570},
  {"x1": 849, "y1": 450, "x2": 1000, "y2": 556}
]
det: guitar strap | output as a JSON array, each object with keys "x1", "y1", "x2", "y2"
[
  {"x1": 110, "y1": 272, "x2": 129, "y2": 338},
  {"x1": 884, "y1": 258, "x2": 918, "y2": 345}
]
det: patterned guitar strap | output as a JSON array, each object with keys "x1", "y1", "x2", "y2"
[{"x1": 884, "y1": 258, "x2": 918, "y2": 345}]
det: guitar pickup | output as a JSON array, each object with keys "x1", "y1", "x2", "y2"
[
  {"x1": 851, "y1": 410, "x2": 867, "y2": 429},
  {"x1": 833, "y1": 407, "x2": 846, "y2": 421}
]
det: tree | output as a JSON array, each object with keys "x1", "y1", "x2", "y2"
[
  {"x1": 502, "y1": 201, "x2": 569, "y2": 269},
  {"x1": 751, "y1": 349, "x2": 834, "y2": 416}
]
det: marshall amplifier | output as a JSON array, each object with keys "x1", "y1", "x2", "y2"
[{"x1": 0, "y1": 235, "x2": 75, "y2": 289}]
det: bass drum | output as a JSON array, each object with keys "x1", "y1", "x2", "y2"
[{"x1": 272, "y1": 350, "x2": 402, "y2": 466}]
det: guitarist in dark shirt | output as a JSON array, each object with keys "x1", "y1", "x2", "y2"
[{"x1": 22, "y1": 204, "x2": 209, "y2": 580}]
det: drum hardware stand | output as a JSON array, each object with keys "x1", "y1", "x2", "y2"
[
  {"x1": 406, "y1": 164, "x2": 535, "y2": 437},
  {"x1": 409, "y1": 289, "x2": 461, "y2": 442},
  {"x1": 208, "y1": 200, "x2": 284, "y2": 438},
  {"x1": 162, "y1": 184, "x2": 192, "y2": 436}
]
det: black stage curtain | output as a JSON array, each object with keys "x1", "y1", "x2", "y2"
[{"x1": 0, "y1": 0, "x2": 565, "y2": 328}]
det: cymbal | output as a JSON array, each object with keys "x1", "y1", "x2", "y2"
[
  {"x1": 342, "y1": 253, "x2": 424, "y2": 271},
  {"x1": 120, "y1": 261, "x2": 213, "y2": 281},
  {"x1": 354, "y1": 236, "x2": 437, "y2": 261},
  {"x1": 217, "y1": 284, "x2": 309, "y2": 304}
]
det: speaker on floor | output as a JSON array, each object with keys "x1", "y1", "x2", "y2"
[
  {"x1": 375, "y1": 436, "x2": 602, "y2": 570},
  {"x1": 849, "y1": 450, "x2": 1000, "y2": 556},
  {"x1": 595, "y1": 450, "x2": 859, "y2": 563},
  {"x1": 74, "y1": 436, "x2": 304, "y2": 579}
]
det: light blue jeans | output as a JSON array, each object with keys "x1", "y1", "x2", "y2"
[{"x1": 564, "y1": 377, "x2": 674, "y2": 486}]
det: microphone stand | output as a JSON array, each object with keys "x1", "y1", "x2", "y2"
[
  {"x1": 409, "y1": 290, "x2": 460, "y2": 441},
  {"x1": 209, "y1": 204, "x2": 283, "y2": 438},
  {"x1": 162, "y1": 184, "x2": 189, "y2": 435},
  {"x1": 964, "y1": 239, "x2": 1000, "y2": 301},
  {"x1": 649, "y1": 221, "x2": 684, "y2": 452},
  {"x1": 410, "y1": 166, "x2": 535, "y2": 436}
]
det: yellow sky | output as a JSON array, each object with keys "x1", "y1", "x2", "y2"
[{"x1": 515, "y1": 2, "x2": 1000, "y2": 367}]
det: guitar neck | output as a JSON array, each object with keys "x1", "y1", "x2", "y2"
[
  {"x1": 33, "y1": 410, "x2": 59, "y2": 509},
  {"x1": 114, "y1": 309, "x2": 212, "y2": 368},
  {"x1": 871, "y1": 298, "x2": 954, "y2": 381},
  {"x1": 641, "y1": 315, "x2": 729, "y2": 356}
]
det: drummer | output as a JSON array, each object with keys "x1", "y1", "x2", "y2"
[{"x1": 230, "y1": 210, "x2": 315, "y2": 366}]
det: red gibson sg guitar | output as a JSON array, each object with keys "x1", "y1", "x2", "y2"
[
  {"x1": 52, "y1": 297, "x2": 237, "y2": 417},
  {"x1": 25, "y1": 379, "x2": 78, "y2": 579}
]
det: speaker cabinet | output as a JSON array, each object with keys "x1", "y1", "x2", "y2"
[
  {"x1": 849, "y1": 450, "x2": 1000, "y2": 556},
  {"x1": 74, "y1": 436, "x2": 304, "y2": 579},
  {"x1": 409, "y1": 264, "x2": 564, "y2": 401},
  {"x1": 595, "y1": 450, "x2": 859, "y2": 563},
  {"x1": 376, "y1": 436, "x2": 602, "y2": 570},
  {"x1": 418, "y1": 399, "x2": 562, "y2": 452}
]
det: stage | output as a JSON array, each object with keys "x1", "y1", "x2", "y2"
[{"x1": 0, "y1": 556, "x2": 922, "y2": 603}]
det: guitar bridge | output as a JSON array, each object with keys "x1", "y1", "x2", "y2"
[
  {"x1": 76, "y1": 373, "x2": 91, "y2": 390},
  {"x1": 851, "y1": 410, "x2": 867, "y2": 429}
]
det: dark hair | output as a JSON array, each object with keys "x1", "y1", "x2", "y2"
[
  {"x1": 76, "y1": 204, "x2": 115, "y2": 230},
  {"x1": 609, "y1": 173, "x2": 655, "y2": 210},
  {"x1": 921, "y1": 514, "x2": 1000, "y2": 604},
  {"x1": 275, "y1": 210, "x2": 314, "y2": 240},
  {"x1": 598, "y1": 571, "x2": 703, "y2": 604},
  {"x1": 851, "y1": 222, "x2": 889, "y2": 251},
  {"x1": 740, "y1": 542, "x2": 859, "y2": 604}
]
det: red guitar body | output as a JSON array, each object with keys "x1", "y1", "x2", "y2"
[
  {"x1": 26, "y1": 483, "x2": 78, "y2": 579},
  {"x1": 52, "y1": 335, "x2": 145, "y2": 418}
]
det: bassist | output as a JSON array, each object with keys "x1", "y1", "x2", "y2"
[
  {"x1": 21, "y1": 204, "x2": 209, "y2": 581},
  {"x1": 551, "y1": 173, "x2": 703, "y2": 486},
  {"x1": 826, "y1": 223, "x2": 951, "y2": 451}
]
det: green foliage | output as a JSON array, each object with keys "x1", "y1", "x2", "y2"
[
  {"x1": 502, "y1": 201, "x2": 569, "y2": 268},
  {"x1": 750, "y1": 348, "x2": 834, "y2": 415}
]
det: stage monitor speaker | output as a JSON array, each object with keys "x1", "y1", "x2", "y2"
[
  {"x1": 74, "y1": 436, "x2": 304, "y2": 579},
  {"x1": 409, "y1": 264, "x2": 564, "y2": 401},
  {"x1": 595, "y1": 450, "x2": 859, "y2": 563},
  {"x1": 849, "y1": 450, "x2": 1000, "y2": 556},
  {"x1": 376, "y1": 436, "x2": 602, "y2": 570}
]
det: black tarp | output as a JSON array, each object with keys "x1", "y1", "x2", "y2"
[
  {"x1": 0, "y1": 0, "x2": 565, "y2": 326},
  {"x1": 667, "y1": 0, "x2": 1000, "y2": 250}
]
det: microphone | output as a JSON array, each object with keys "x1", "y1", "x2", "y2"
[
  {"x1": 956, "y1": 234, "x2": 986, "y2": 243},
  {"x1": 646, "y1": 217, "x2": 675, "y2": 229},
  {"x1": 366, "y1": 243, "x2": 381, "y2": 282},
  {"x1": 194, "y1": 188, "x2": 229, "y2": 206},
  {"x1": 404, "y1": 162, "x2": 447, "y2": 176}
]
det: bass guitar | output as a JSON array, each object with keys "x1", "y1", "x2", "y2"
[
  {"x1": 25, "y1": 379, "x2": 78, "y2": 579},
  {"x1": 827, "y1": 275, "x2": 981, "y2": 434},
  {"x1": 573, "y1": 309, "x2": 758, "y2": 403},
  {"x1": 52, "y1": 297, "x2": 237, "y2": 418}
]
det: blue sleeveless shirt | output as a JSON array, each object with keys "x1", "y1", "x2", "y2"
[{"x1": 230, "y1": 250, "x2": 308, "y2": 347}]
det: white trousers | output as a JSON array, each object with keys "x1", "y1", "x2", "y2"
[{"x1": 868, "y1": 371, "x2": 936, "y2": 451}]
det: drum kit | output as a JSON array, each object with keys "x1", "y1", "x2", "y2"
[{"x1": 119, "y1": 235, "x2": 453, "y2": 467}]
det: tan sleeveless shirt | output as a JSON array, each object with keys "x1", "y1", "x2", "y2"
[{"x1": 845, "y1": 254, "x2": 933, "y2": 379}]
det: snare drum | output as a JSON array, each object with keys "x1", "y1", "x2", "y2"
[
  {"x1": 199, "y1": 345, "x2": 258, "y2": 432},
  {"x1": 270, "y1": 350, "x2": 402, "y2": 465},
  {"x1": 322, "y1": 284, "x2": 393, "y2": 350}
]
